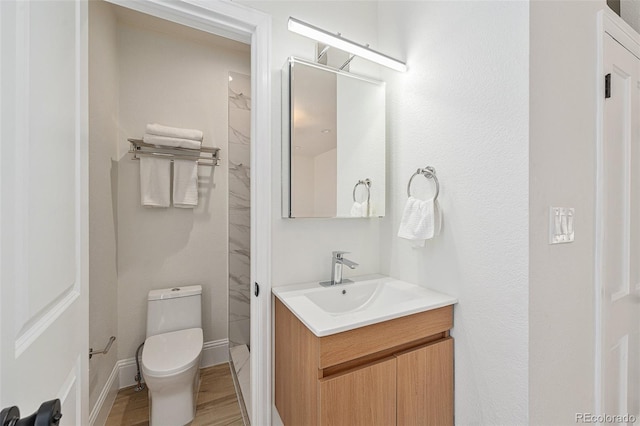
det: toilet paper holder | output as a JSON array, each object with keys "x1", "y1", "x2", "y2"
[{"x1": 89, "y1": 336, "x2": 116, "y2": 360}]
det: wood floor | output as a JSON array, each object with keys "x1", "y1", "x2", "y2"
[{"x1": 106, "y1": 363, "x2": 245, "y2": 426}]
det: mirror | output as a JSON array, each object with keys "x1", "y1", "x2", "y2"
[{"x1": 282, "y1": 57, "x2": 386, "y2": 218}]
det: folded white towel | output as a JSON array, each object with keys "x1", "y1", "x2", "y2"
[
  {"x1": 173, "y1": 160, "x2": 199, "y2": 208},
  {"x1": 397, "y1": 196, "x2": 438, "y2": 246},
  {"x1": 140, "y1": 157, "x2": 171, "y2": 208},
  {"x1": 143, "y1": 134, "x2": 202, "y2": 150},
  {"x1": 350, "y1": 201, "x2": 371, "y2": 217},
  {"x1": 146, "y1": 123, "x2": 203, "y2": 141}
]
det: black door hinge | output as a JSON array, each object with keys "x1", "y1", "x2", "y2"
[
  {"x1": 605, "y1": 73, "x2": 611, "y2": 98},
  {"x1": 254, "y1": 282, "x2": 260, "y2": 297}
]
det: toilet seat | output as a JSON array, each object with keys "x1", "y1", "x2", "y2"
[{"x1": 142, "y1": 328, "x2": 203, "y2": 378}]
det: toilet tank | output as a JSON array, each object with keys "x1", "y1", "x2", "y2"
[{"x1": 146, "y1": 285, "x2": 202, "y2": 337}]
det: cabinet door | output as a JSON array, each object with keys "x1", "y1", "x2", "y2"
[
  {"x1": 319, "y1": 357, "x2": 396, "y2": 426},
  {"x1": 396, "y1": 338, "x2": 454, "y2": 426}
]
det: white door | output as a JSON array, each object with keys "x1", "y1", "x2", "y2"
[
  {"x1": 0, "y1": 1, "x2": 88, "y2": 424},
  {"x1": 599, "y1": 31, "x2": 640, "y2": 420}
]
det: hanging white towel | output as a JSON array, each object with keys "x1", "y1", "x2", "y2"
[
  {"x1": 350, "y1": 202, "x2": 363, "y2": 217},
  {"x1": 143, "y1": 134, "x2": 202, "y2": 150},
  {"x1": 397, "y1": 196, "x2": 437, "y2": 246},
  {"x1": 146, "y1": 123, "x2": 203, "y2": 141},
  {"x1": 350, "y1": 201, "x2": 371, "y2": 217},
  {"x1": 140, "y1": 157, "x2": 171, "y2": 208},
  {"x1": 433, "y1": 199, "x2": 443, "y2": 237},
  {"x1": 173, "y1": 160, "x2": 199, "y2": 208}
]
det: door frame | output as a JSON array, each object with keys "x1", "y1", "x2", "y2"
[
  {"x1": 104, "y1": 0, "x2": 272, "y2": 423},
  {"x1": 595, "y1": 8, "x2": 640, "y2": 415}
]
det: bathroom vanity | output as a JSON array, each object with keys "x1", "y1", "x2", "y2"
[{"x1": 273, "y1": 275, "x2": 456, "y2": 426}]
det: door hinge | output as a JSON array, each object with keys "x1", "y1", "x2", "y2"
[
  {"x1": 254, "y1": 282, "x2": 260, "y2": 297},
  {"x1": 605, "y1": 73, "x2": 611, "y2": 98}
]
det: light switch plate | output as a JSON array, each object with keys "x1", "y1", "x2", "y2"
[{"x1": 549, "y1": 207, "x2": 575, "y2": 244}]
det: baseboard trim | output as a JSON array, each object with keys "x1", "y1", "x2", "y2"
[
  {"x1": 117, "y1": 358, "x2": 139, "y2": 390},
  {"x1": 201, "y1": 338, "x2": 230, "y2": 368},
  {"x1": 89, "y1": 362, "x2": 119, "y2": 426},
  {"x1": 118, "y1": 338, "x2": 229, "y2": 389}
]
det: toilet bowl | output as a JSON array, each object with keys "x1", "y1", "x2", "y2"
[
  {"x1": 142, "y1": 328, "x2": 203, "y2": 426},
  {"x1": 141, "y1": 285, "x2": 203, "y2": 426}
]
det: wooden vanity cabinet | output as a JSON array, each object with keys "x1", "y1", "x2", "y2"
[
  {"x1": 275, "y1": 298, "x2": 454, "y2": 426},
  {"x1": 396, "y1": 339, "x2": 454, "y2": 425},
  {"x1": 319, "y1": 357, "x2": 397, "y2": 426}
]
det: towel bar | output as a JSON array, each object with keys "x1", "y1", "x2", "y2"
[
  {"x1": 128, "y1": 138, "x2": 220, "y2": 166},
  {"x1": 352, "y1": 178, "x2": 371, "y2": 203},
  {"x1": 407, "y1": 166, "x2": 439, "y2": 200}
]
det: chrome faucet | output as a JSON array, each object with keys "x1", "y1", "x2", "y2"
[{"x1": 320, "y1": 251, "x2": 359, "y2": 286}]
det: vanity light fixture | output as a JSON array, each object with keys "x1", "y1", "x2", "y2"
[{"x1": 287, "y1": 17, "x2": 407, "y2": 72}]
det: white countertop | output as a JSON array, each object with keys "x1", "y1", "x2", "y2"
[{"x1": 272, "y1": 274, "x2": 457, "y2": 337}]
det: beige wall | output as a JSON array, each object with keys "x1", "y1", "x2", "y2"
[
  {"x1": 114, "y1": 16, "x2": 250, "y2": 361},
  {"x1": 621, "y1": 0, "x2": 640, "y2": 33},
  {"x1": 88, "y1": 0, "x2": 119, "y2": 411},
  {"x1": 529, "y1": 1, "x2": 604, "y2": 422}
]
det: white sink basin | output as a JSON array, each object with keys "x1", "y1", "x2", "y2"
[
  {"x1": 273, "y1": 274, "x2": 457, "y2": 337},
  {"x1": 305, "y1": 279, "x2": 417, "y2": 314}
]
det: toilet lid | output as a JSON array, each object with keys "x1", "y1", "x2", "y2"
[{"x1": 142, "y1": 328, "x2": 203, "y2": 377}]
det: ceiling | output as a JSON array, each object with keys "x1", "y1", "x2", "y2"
[{"x1": 113, "y1": 4, "x2": 250, "y2": 54}]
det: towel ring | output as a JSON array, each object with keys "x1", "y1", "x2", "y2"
[
  {"x1": 407, "y1": 166, "x2": 439, "y2": 200},
  {"x1": 353, "y1": 178, "x2": 372, "y2": 202}
]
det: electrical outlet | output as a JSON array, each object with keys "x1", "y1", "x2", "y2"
[{"x1": 549, "y1": 207, "x2": 575, "y2": 244}]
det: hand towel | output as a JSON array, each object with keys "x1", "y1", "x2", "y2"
[
  {"x1": 173, "y1": 160, "x2": 199, "y2": 208},
  {"x1": 350, "y1": 201, "x2": 371, "y2": 217},
  {"x1": 143, "y1": 134, "x2": 202, "y2": 150},
  {"x1": 397, "y1": 196, "x2": 436, "y2": 246},
  {"x1": 350, "y1": 202, "x2": 362, "y2": 217},
  {"x1": 433, "y1": 199, "x2": 443, "y2": 237},
  {"x1": 146, "y1": 123, "x2": 203, "y2": 141},
  {"x1": 140, "y1": 157, "x2": 171, "y2": 208}
]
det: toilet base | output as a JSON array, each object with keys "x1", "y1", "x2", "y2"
[{"x1": 146, "y1": 362, "x2": 201, "y2": 426}]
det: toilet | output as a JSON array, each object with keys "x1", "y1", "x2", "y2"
[{"x1": 141, "y1": 285, "x2": 203, "y2": 426}]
